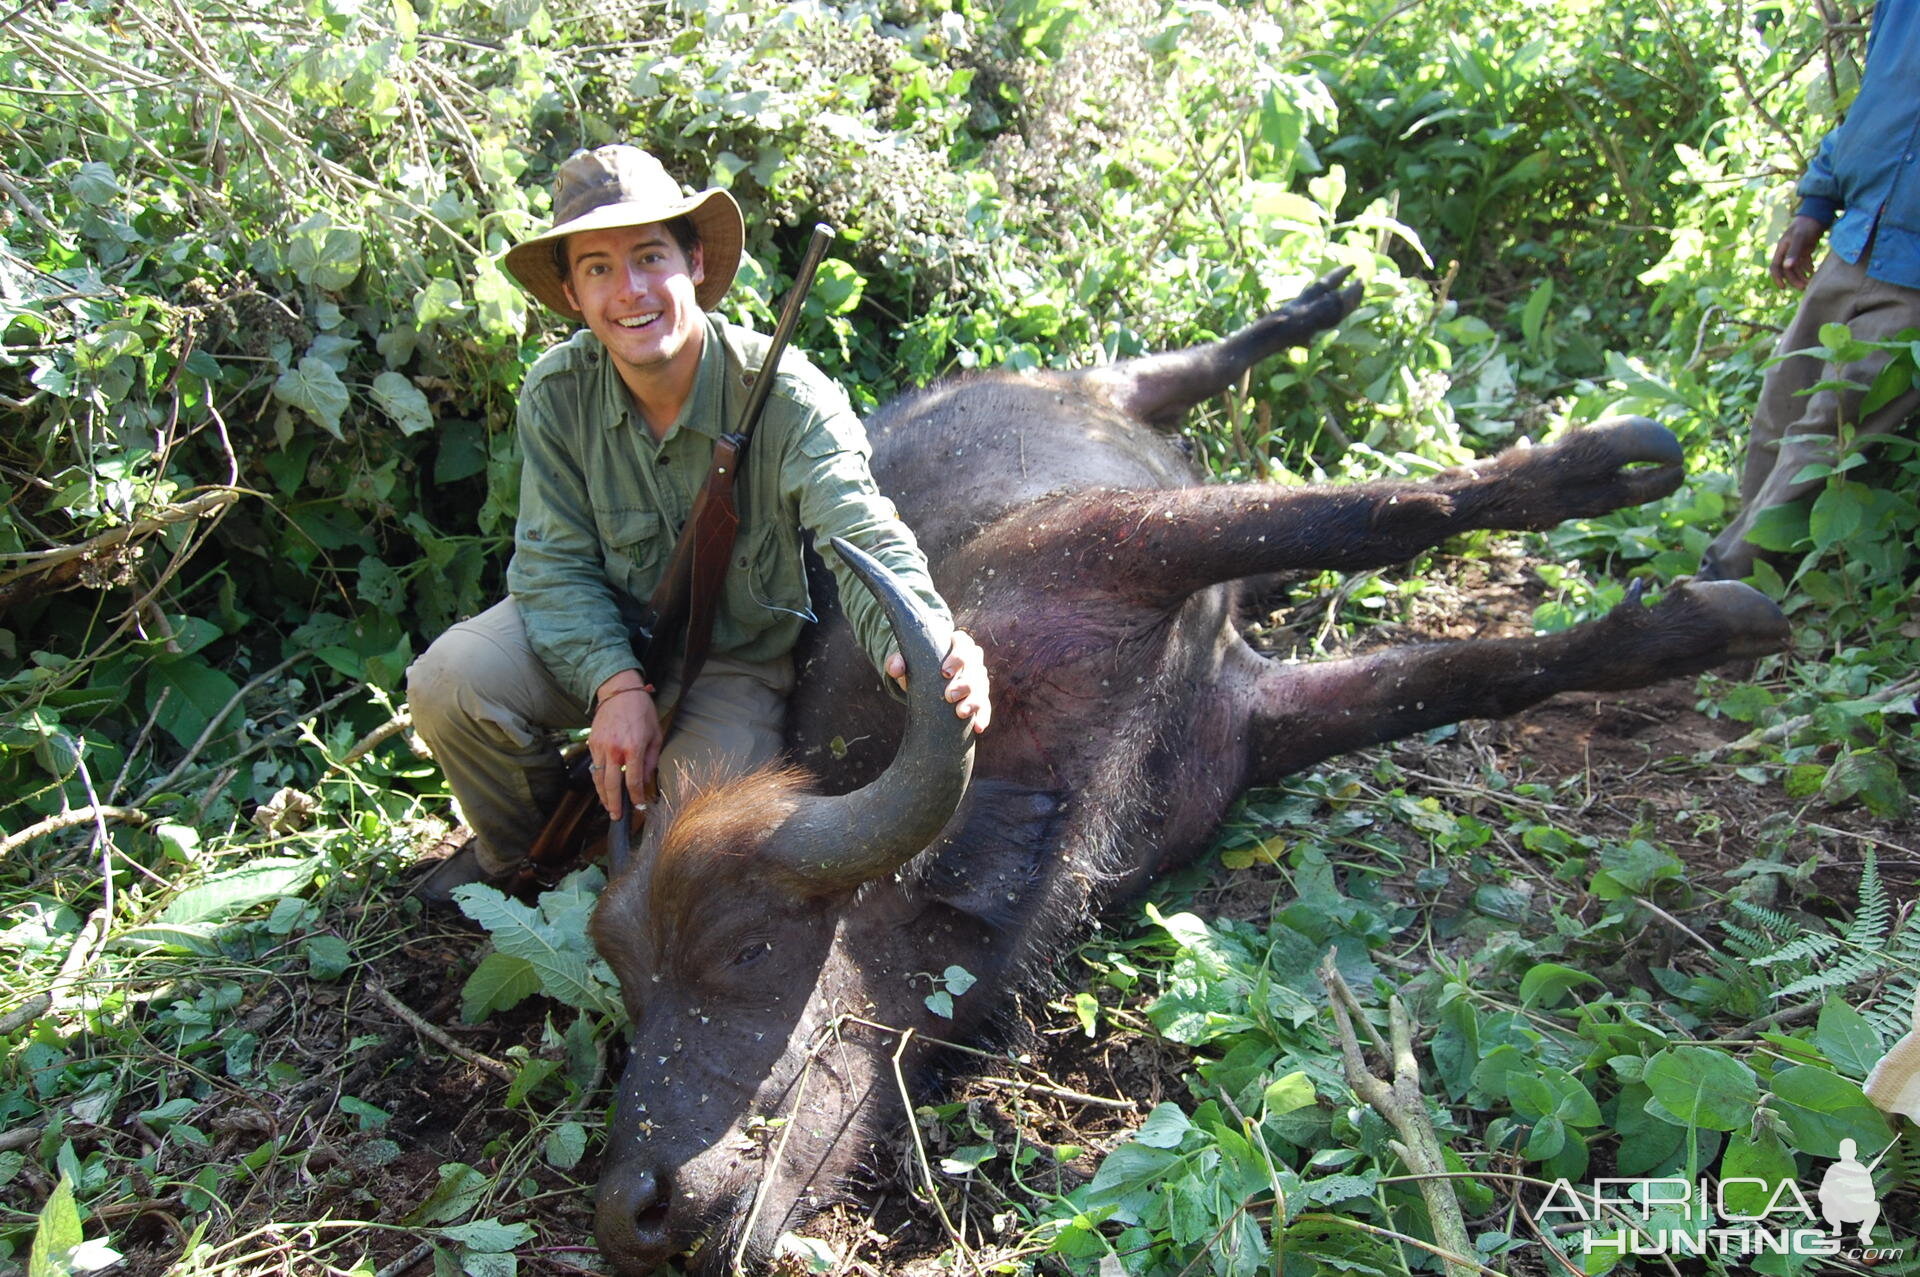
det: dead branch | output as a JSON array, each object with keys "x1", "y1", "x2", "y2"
[
  {"x1": 0, "y1": 806, "x2": 152, "y2": 861},
  {"x1": 363, "y1": 980, "x2": 513, "y2": 1085},
  {"x1": 0, "y1": 489, "x2": 240, "y2": 613},
  {"x1": 1318, "y1": 952, "x2": 1475, "y2": 1277}
]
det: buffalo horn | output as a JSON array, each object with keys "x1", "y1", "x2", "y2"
[{"x1": 771, "y1": 538, "x2": 975, "y2": 890}]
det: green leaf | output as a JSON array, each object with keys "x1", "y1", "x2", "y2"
[
  {"x1": 544, "y1": 1121, "x2": 587, "y2": 1171},
  {"x1": 924, "y1": 989, "x2": 954, "y2": 1018},
  {"x1": 1072, "y1": 991, "x2": 1099, "y2": 1037},
  {"x1": 1768, "y1": 1065, "x2": 1893, "y2": 1157},
  {"x1": 372, "y1": 370, "x2": 434, "y2": 436},
  {"x1": 405, "y1": 1162, "x2": 490, "y2": 1226},
  {"x1": 1509, "y1": 1066, "x2": 1602, "y2": 1127},
  {"x1": 146, "y1": 658, "x2": 243, "y2": 752},
  {"x1": 68, "y1": 162, "x2": 121, "y2": 206},
  {"x1": 505, "y1": 1057, "x2": 563, "y2": 1109},
  {"x1": 461, "y1": 1251, "x2": 517, "y2": 1277},
  {"x1": 1519, "y1": 961, "x2": 1603, "y2": 1009},
  {"x1": 159, "y1": 858, "x2": 320, "y2": 925},
  {"x1": 273, "y1": 357, "x2": 351, "y2": 438},
  {"x1": 1133, "y1": 1102, "x2": 1193, "y2": 1149},
  {"x1": 339, "y1": 1096, "x2": 390, "y2": 1131},
  {"x1": 28, "y1": 1175, "x2": 83, "y2": 1277},
  {"x1": 460, "y1": 951, "x2": 542, "y2": 1023},
  {"x1": 111, "y1": 922, "x2": 221, "y2": 955},
  {"x1": 473, "y1": 259, "x2": 528, "y2": 339},
  {"x1": 810, "y1": 259, "x2": 865, "y2": 315},
  {"x1": 1247, "y1": 183, "x2": 1327, "y2": 230},
  {"x1": 153, "y1": 822, "x2": 201, "y2": 862},
  {"x1": 1808, "y1": 482, "x2": 1865, "y2": 550},
  {"x1": 1084, "y1": 1141, "x2": 1182, "y2": 1225},
  {"x1": 1814, "y1": 999, "x2": 1886, "y2": 1079},
  {"x1": 1742, "y1": 502, "x2": 1809, "y2": 553},
  {"x1": 1821, "y1": 751, "x2": 1910, "y2": 818},
  {"x1": 304, "y1": 934, "x2": 352, "y2": 981},
  {"x1": 941, "y1": 964, "x2": 976, "y2": 996},
  {"x1": 1261, "y1": 1071, "x2": 1316, "y2": 1117},
  {"x1": 287, "y1": 212, "x2": 364, "y2": 289},
  {"x1": 415, "y1": 277, "x2": 466, "y2": 326},
  {"x1": 939, "y1": 1143, "x2": 998, "y2": 1174},
  {"x1": 453, "y1": 885, "x2": 620, "y2": 1017},
  {"x1": 773, "y1": 1234, "x2": 838, "y2": 1273},
  {"x1": 441, "y1": 1219, "x2": 534, "y2": 1252},
  {"x1": 357, "y1": 555, "x2": 407, "y2": 613},
  {"x1": 1719, "y1": 1127, "x2": 1796, "y2": 1216},
  {"x1": 1641, "y1": 1046, "x2": 1758, "y2": 1131}
]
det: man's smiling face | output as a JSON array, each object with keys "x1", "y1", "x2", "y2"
[{"x1": 562, "y1": 221, "x2": 707, "y2": 389}]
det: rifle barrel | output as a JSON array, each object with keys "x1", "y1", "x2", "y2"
[{"x1": 730, "y1": 223, "x2": 834, "y2": 442}]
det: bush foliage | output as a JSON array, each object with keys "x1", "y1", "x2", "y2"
[{"x1": 1, "y1": 0, "x2": 1914, "y2": 1271}]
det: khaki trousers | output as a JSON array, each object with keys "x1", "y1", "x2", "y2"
[
  {"x1": 406, "y1": 598, "x2": 791, "y2": 873},
  {"x1": 1702, "y1": 252, "x2": 1920, "y2": 580}
]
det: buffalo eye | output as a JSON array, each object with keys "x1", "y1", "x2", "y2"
[{"x1": 732, "y1": 940, "x2": 773, "y2": 968}]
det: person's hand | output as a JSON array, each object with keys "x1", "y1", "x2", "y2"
[
  {"x1": 589, "y1": 670, "x2": 663, "y2": 819},
  {"x1": 1770, "y1": 215, "x2": 1827, "y2": 291},
  {"x1": 886, "y1": 628, "x2": 992, "y2": 734}
]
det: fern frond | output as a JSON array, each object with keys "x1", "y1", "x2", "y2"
[
  {"x1": 1840, "y1": 849, "x2": 1891, "y2": 951},
  {"x1": 1749, "y1": 931, "x2": 1842, "y2": 969},
  {"x1": 1727, "y1": 899, "x2": 1801, "y2": 937},
  {"x1": 1776, "y1": 949, "x2": 1890, "y2": 1001},
  {"x1": 1866, "y1": 972, "x2": 1920, "y2": 1040}
]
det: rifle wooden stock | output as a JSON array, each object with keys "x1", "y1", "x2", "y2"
[{"x1": 520, "y1": 225, "x2": 836, "y2": 888}]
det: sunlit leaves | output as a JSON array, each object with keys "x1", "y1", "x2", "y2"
[{"x1": 273, "y1": 357, "x2": 350, "y2": 438}]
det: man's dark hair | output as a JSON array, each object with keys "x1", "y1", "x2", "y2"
[{"x1": 553, "y1": 215, "x2": 701, "y2": 279}]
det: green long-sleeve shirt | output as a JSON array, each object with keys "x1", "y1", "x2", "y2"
[{"x1": 506, "y1": 314, "x2": 949, "y2": 706}]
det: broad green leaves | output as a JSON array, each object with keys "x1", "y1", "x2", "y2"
[
  {"x1": 28, "y1": 1176, "x2": 120, "y2": 1277},
  {"x1": 273, "y1": 357, "x2": 351, "y2": 439},
  {"x1": 455, "y1": 870, "x2": 622, "y2": 1021},
  {"x1": 1643, "y1": 1046, "x2": 1758, "y2": 1131}
]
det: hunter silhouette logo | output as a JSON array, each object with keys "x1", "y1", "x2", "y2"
[
  {"x1": 1539, "y1": 1133, "x2": 1901, "y2": 1260},
  {"x1": 1817, "y1": 1138, "x2": 1884, "y2": 1243}
]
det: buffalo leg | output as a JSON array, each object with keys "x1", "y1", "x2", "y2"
[
  {"x1": 979, "y1": 418, "x2": 1683, "y2": 608},
  {"x1": 1241, "y1": 580, "x2": 1789, "y2": 781},
  {"x1": 1083, "y1": 268, "x2": 1364, "y2": 428}
]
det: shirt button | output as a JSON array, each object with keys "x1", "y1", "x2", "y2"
[{"x1": 657, "y1": 454, "x2": 670, "y2": 465}]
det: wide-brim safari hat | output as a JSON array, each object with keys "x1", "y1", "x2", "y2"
[{"x1": 503, "y1": 145, "x2": 744, "y2": 321}]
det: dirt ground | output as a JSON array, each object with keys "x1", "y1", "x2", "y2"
[{"x1": 105, "y1": 544, "x2": 1917, "y2": 1276}]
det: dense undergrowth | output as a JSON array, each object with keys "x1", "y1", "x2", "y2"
[{"x1": 1, "y1": 0, "x2": 1916, "y2": 1272}]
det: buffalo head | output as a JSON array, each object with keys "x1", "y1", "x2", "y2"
[{"x1": 589, "y1": 539, "x2": 975, "y2": 1273}]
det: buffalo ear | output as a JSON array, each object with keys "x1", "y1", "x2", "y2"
[{"x1": 906, "y1": 781, "x2": 1063, "y2": 930}]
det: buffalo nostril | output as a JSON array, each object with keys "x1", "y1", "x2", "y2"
[{"x1": 597, "y1": 1164, "x2": 677, "y2": 1266}]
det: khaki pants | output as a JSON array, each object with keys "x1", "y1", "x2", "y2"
[
  {"x1": 1702, "y1": 252, "x2": 1920, "y2": 580},
  {"x1": 406, "y1": 598, "x2": 791, "y2": 873}
]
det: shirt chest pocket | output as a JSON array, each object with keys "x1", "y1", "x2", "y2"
[
  {"x1": 728, "y1": 521, "x2": 812, "y2": 631},
  {"x1": 596, "y1": 507, "x2": 664, "y2": 598}
]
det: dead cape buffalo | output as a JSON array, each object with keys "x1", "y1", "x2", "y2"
[{"x1": 584, "y1": 269, "x2": 1788, "y2": 1273}]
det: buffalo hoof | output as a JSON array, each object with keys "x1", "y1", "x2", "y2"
[
  {"x1": 1663, "y1": 579, "x2": 1791, "y2": 660},
  {"x1": 1569, "y1": 416, "x2": 1685, "y2": 509},
  {"x1": 1601, "y1": 577, "x2": 1790, "y2": 673},
  {"x1": 1490, "y1": 417, "x2": 1684, "y2": 525}
]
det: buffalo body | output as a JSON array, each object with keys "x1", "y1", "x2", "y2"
[{"x1": 587, "y1": 271, "x2": 1789, "y2": 1273}]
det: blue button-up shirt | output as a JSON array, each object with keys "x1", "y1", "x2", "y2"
[{"x1": 1797, "y1": 0, "x2": 1920, "y2": 288}]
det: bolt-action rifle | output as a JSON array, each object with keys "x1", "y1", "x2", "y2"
[{"x1": 517, "y1": 224, "x2": 836, "y2": 887}]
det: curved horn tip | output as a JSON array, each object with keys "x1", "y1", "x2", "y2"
[{"x1": 828, "y1": 537, "x2": 954, "y2": 653}]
